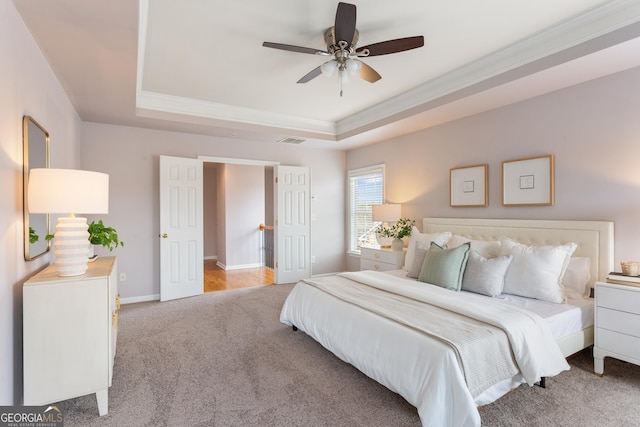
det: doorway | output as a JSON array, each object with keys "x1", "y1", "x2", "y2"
[
  {"x1": 160, "y1": 155, "x2": 311, "y2": 301},
  {"x1": 202, "y1": 161, "x2": 274, "y2": 291}
]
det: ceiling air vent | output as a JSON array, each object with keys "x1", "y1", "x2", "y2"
[{"x1": 278, "y1": 137, "x2": 306, "y2": 145}]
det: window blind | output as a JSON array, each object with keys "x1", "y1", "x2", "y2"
[{"x1": 348, "y1": 164, "x2": 384, "y2": 253}]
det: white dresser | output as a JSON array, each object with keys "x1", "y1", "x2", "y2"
[
  {"x1": 360, "y1": 245, "x2": 406, "y2": 271},
  {"x1": 23, "y1": 256, "x2": 119, "y2": 415},
  {"x1": 593, "y1": 281, "x2": 640, "y2": 375}
]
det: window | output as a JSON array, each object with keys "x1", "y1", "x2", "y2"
[{"x1": 348, "y1": 164, "x2": 384, "y2": 253}]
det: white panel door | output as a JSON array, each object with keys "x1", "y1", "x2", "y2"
[
  {"x1": 274, "y1": 165, "x2": 311, "y2": 284},
  {"x1": 159, "y1": 155, "x2": 204, "y2": 301}
]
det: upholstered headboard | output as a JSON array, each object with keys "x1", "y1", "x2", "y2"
[{"x1": 423, "y1": 218, "x2": 614, "y2": 287}]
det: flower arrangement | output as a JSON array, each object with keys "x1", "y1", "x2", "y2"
[{"x1": 376, "y1": 217, "x2": 415, "y2": 239}]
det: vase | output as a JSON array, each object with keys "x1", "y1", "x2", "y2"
[
  {"x1": 375, "y1": 233, "x2": 393, "y2": 248},
  {"x1": 391, "y1": 238, "x2": 404, "y2": 251},
  {"x1": 88, "y1": 244, "x2": 99, "y2": 260}
]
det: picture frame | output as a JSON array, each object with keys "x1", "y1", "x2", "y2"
[
  {"x1": 502, "y1": 155, "x2": 554, "y2": 206},
  {"x1": 450, "y1": 164, "x2": 488, "y2": 207}
]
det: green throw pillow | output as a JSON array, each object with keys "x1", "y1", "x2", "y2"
[{"x1": 418, "y1": 242, "x2": 471, "y2": 291}]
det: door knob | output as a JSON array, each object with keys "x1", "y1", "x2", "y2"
[{"x1": 161, "y1": 233, "x2": 168, "y2": 238}]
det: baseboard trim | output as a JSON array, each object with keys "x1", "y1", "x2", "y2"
[
  {"x1": 121, "y1": 294, "x2": 160, "y2": 305},
  {"x1": 216, "y1": 262, "x2": 264, "y2": 271}
]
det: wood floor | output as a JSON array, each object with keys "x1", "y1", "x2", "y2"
[{"x1": 204, "y1": 259, "x2": 274, "y2": 292}]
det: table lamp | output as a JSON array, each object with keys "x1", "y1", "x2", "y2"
[{"x1": 28, "y1": 168, "x2": 109, "y2": 276}]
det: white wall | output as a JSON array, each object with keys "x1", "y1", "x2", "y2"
[
  {"x1": 80, "y1": 122, "x2": 346, "y2": 301},
  {"x1": 0, "y1": 2, "x2": 83, "y2": 405},
  {"x1": 203, "y1": 166, "x2": 217, "y2": 258},
  {"x1": 222, "y1": 164, "x2": 264, "y2": 269},
  {"x1": 345, "y1": 66, "x2": 640, "y2": 271}
]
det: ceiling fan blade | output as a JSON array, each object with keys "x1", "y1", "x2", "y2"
[
  {"x1": 262, "y1": 42, "x2": 328, "y2": 55},
  {"x1": 297, "y1": 66, "x2": 323, "y2": 83},
  {"x1": 356, "y1": 36, "x2": 424, "y2": 57},
  {"x1": 358, "y1": 62, "x2": 381, "y2": 83},
  {"x1": 334, "y1": 2, "x2": 357, "y2": 46}
]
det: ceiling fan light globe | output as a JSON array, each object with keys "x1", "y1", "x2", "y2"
[
  {"x1": 321, "y1": 60, "x2": 337, "y2": 77},
  {"x1": 346, "y1": 58, "x2": 362, "y2": 75}
]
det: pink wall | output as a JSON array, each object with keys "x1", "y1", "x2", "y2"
[
  {"x1": 80, "y1": 123, "x2": 346, "y2": 299},
  {"x1": 346, "y1": 66, "x2": 640, "y2": 271},
  {"x1": 1, "y1": 2, "x2": 83, "y2": 405}
]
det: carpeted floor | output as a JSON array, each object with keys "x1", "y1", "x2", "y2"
[{"x1": 55, "y1": 284, "x2": 640, "y2": 427}]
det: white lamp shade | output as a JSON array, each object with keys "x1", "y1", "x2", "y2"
[
  {"x1": 28, "y1": 168, "x2": 109, "y2": 215},
  {"x1": 372, "y1": 204, "x2": 401, "y2": 222}
]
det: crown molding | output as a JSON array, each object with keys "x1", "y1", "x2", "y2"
[
  {"x1": 337, "y1": 0, "x2": 640, "y2": 138},
  {"x1": 136, "y1": 0, "x2": 640, "y2": 139}
]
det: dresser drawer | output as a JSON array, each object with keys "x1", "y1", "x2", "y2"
[
  {"x1": 361, "y1": 258, "x2": 397, "y2": 272},
  {"x1": 361, "y1": 247, "x2": 404, "y2": 265},
  {"x1": 598, "y1": 307, "x2": 640, "y2": 338},
  {"x1": 597, "y1": 328, "x2": 640, "y2": 356},
  {"x1": 597, "y1": 285, "x2": 640, "y2": 315}
]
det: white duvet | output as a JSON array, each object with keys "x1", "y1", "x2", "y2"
[{"x1": 280, "y1": 271, "x2": 570, "y2": 427}]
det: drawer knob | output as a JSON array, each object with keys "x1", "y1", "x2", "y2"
[
  {"x1": 374, "y1": 264, "x2": 380, "y2": 270},
  {"x1": 374, "y1": 253, "x2": 379, "y2": 259}
]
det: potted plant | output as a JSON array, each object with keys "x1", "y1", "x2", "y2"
[
  {"x1": 88, "y1": 220, "x2": 124, "y2": 252},
  {"x1": 376, "y1": 217, "x2": 414, "y2": 250},
  {"x1": 29, "y1": 227, "x2": 39, "y2": 244}
]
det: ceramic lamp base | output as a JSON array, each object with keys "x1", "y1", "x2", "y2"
[{"x1": 53, "y1": 216, "x2": 90, "y2": 276}]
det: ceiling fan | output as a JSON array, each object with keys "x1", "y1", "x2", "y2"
[{"x1": 262, "y1": 2, "x2": 424, "y2": 96}]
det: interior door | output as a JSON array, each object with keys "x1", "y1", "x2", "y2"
[
  {"x1": 159, "y1": 155, "x2": 204, "y2": 301},
  {"x1": 274, "y1": 165, "x2": 311, "y2": 284}
]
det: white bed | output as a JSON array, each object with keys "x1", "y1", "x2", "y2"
[{"x1": 280, "y1": 218, "x2": 614, "y2": 427}]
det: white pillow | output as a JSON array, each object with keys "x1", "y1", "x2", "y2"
[
  {"x1": 499, "y1": 237, "x2": 577, "y2": 304},
  {"x1": 462, "y1": 250, "x2": 513, "y2": 297},
  {"x1": 447, "y1": 235, "x2": 501, "y2": 258},
  {"x1": 407, "y1": 242, "x2": 430, "y2": 278},
  {"x1": 404, "y1": 227, "x2": 452, "y2": 271},
  {"x1": 562, "y1": 257, "x2": 591, "y2": 299}
]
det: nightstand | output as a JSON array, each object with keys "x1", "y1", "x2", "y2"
[
  {"x1": 593, "y1": 281, "x2": 640, "y2": 375},
  {"x1": 360, "y1": 245, "x2": 406, "y2": 271}
]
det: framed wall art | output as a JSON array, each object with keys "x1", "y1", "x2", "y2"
[
  {"x1": 502, "y1": 155, "x2": 554, "y2": 206},
  {"x1": 450, "y1": 164, "x2": 488, "y2": 207}
]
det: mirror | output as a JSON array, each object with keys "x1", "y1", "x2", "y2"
[{"x1": 23, "y1": 115, "x2": 50, "y2": 261}]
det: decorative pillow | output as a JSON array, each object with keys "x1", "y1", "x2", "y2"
[
  {"x1": 499, "y1": 237, "x2": 577, "y2": 303},
  {"x1": 418, "y1": 242, "x2": 470, "y2": 291},
  {"x1": 447, "y1": 235, "x2": 501, "y2": 258},
  {"x1": 461, "y1": 250, "x2": 513, "y2": 297},
  {"x1": 407, "y1": 242, "x2": 430, "y2": 279},
  {"x1": 562, "y1": 257, "x2": 591, "y2": 299},
  {"x1": 404, "y1": 227, "x2": 451, "y2": 271}
]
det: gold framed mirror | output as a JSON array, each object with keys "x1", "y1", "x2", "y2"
[{"x1": 23, "y1": 115, "x2": 50, "y2": 261}]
